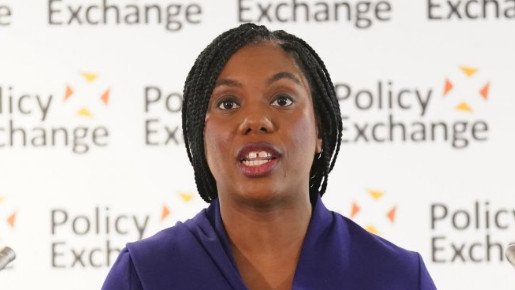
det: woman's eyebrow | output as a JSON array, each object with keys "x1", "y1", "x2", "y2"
[
  {"x1": 214, "y1": 72, "x2": 302, "y2": 88},
  {"x1": 267, "y1": 72, "x2": 302, "y2": 86},
  {"x1": 214, "y1": 78, "x2": 242, "y2": 88}
]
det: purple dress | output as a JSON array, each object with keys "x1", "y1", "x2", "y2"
[{"x1": 102, "y1": 196, "x2": 437, "y2": 289}]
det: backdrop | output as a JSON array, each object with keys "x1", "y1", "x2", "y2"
[{"x1": 1, "y1": 0, "x2": 514, "y2": 289}]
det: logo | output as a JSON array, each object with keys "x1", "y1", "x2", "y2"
[
  {"x1": 428, "y1": 0, "x2": 515, "y2": 21},
  {"x1": 430, "y1": 200, "x2": 515, "y2": 264},
  {"x1": 144, "y1": 86, "x2": 183, "y2": 146},
  {"x1": 47, "y1": 0, "x2": 202, "y2": 32},
  {"x1": 63, "y1": 72, "x2": 110, "y2": 119},
  {"x1": 336, "y1": 64, "x2": 491, "y2": 149},
  {"x1": 442, "y1": 65, "x2": 490, "y2": 113},
  {"x1": 238, "y1": 0, "x2": 393, "y2": 29},
  {"x1": 0, "y1": 3, "x2": 11, "y2": 26},
  {"x1": 348, "y1": 189, "x2": 397, "y2": 236},
  {"x1": 0, "y1": 70, "x2": 111, "y2": 154},
  {"x1": 0, "y1": 195, "x2": 17, "y2": 269},
  {"x1": 160, "y1": 191, "x2": 199, "y2": 224}
]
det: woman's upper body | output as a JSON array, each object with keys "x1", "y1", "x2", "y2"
[
  {"x1": 103, "y1": 23, "x2": 437, "y2": 289},
  {"x1": 101, "y1": 195, "x2": 437, "y2": 290}
]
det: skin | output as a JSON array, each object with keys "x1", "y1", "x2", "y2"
[{"x1": 204, "y1": 42, "x2": 322, "y2": 290}]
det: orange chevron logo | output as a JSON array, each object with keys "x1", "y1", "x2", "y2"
[
  {"x1": 63, "y1": 71, "x2": 111, "y2": 118},
  {"x1": 0, "y1": 195, "x2": 17, "y2": 245},
  {"x1": 178, "y1": 192, "x2": 194, "y2": 203},
  {"x1": 7, "y1": 212, "x2": 16, "y2": 228},
  {"x1": 64, "y1": 85, "x2": 74, "y2": 100},
  {"x1": 81, "y1": 72, "x2": 98, "y2": 83},
  {"x1": 443, "y1": 79, "x2": 453, "y2": 96},
  {"x1": 350, "y1": 202, "x2": 360, "y2": 218},
  {"x1": 160, "y1": 191, "x2": 199, "y2": 224},
  {"x1": 456, "y1": 102, "x2": 473, "y2": 112},
  {"x1": 442, "y1": 65, "x2": 490, "y2": 113},
  {"x1": 386, "y1": 206, "x2": 397, "y2": 223},
  {"x1": 480, "y1": 83, "x2": 490, "y2": 100},
  {"x1": 459, "y1": 65, "x2": 477, "y2": 77},
  {"x1": 160, "y1": 204, "x2": 170, "y2": 222},
  {"x1": 348, "y1": 188, "x2": 397, "y2": 236},
  {"x1": 368, "y1": 189, "x2": 384, "y2": 200}
]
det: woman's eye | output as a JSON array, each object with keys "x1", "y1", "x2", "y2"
[
  {"x1": 271, "y1": 95, "x2": 294, "y2": 107},
  {"x1": 217, "y1": 99, "x2": 240, "y2": 110}
]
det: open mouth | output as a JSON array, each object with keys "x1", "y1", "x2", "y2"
[
  {"x1": 236, "y1": 143, "x2": 281, "y2": 177},
  {"x1": 241, "y1": 151, "x2": 277, "y2": 167}
]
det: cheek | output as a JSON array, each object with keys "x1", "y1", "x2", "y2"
[
  {"x1": 204, "y1": 120, "x2": 233, "y2": 177},
  {"x1": 204, "y1": 123, "x2": 219, "y2": 163},
  {"x1": 282, "y1": 112, "x2": 318, "y2": 180},
  {"x1": 287, "y1": 110, "x2": 318, "y2": 151}
]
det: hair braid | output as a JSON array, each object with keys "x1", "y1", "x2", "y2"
[
  {"x1": 277, "y1": 32, "x2": 343, "y2": 169},
  {"x1": 276, "y1": 36, "x2": 342, "y2": 200}
]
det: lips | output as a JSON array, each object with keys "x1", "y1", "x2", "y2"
[{"x1": 236, "y1": 142, "x2": 282, "y2": 177}]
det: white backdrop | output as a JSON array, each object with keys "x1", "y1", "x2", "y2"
[{"x1": 1, "y1": 0, "x2": 514, "y2": 289}]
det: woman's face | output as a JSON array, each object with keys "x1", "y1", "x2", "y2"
[{"x1": 204, "y1": 42, "x2": 322, "y2": 205}]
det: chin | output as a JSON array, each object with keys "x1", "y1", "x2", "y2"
[{"x1": 233, "y1": 186, "x2": 289, "y2": 209}]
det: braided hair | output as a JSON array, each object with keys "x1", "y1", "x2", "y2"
[{"x1": 182, "y1": 23, "x2": 342, "y2": 203}]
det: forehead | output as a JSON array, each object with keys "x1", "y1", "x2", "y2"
[{"x1": 217, "y1": 42, "x2": 307, "y2": 82}]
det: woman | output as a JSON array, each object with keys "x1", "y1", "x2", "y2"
[{"x1": 102, "y1": 23, "x2": 437, "y2": 290}]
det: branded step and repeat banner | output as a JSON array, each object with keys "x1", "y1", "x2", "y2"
[{"x1": 1, "y1": 0, "x2": 514, "y2": 289}]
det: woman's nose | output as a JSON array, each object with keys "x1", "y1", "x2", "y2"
[{"x1": 238, "y1": 109, "x2": 275, "y2": 135}]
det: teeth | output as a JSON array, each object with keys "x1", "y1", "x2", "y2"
[
  {"x1": 243, "y1": 159, "x2": 270, "y2": 167},
  {"x1": 245, "y1": 151, "x2": 272, "y2": 160}
]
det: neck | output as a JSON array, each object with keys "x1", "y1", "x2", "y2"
[
  {"x1": 219, "y1": 193, "x2": 312, "y2": 290},
  {"x1": 219, "y1": 193, "x2": 312, "y2": 253}
]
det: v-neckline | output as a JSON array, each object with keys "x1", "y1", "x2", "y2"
[{"x1": 204, "y1": 195, "x2": 347, "y2": 290}]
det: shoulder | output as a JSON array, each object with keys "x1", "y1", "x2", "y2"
[
  {"x1": 101, "y1": 223, "x2": 195, "y2": 290},
  {"x1": 332, "y1": 212, "x2": 436, "y2": 289},
  {"x1": 101, "y1": 225, "x2": 190, "y2": 290},
  {"x1": 127, "y1": 220, "x2": 191, "y2": 257},
  {"x1": 342, "y1": 214, "x2": 419, "y2": 264},
  {"x1": 101, "y1": 248, "x2": 143, "y2": 290},
  {"x1": 103, "y1": 208, "x2": 219, "y2": 289},
  {"x1": 126, "y1": 208, "x2": 212, "y2": 266}
]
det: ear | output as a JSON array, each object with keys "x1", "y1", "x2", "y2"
[{"x1": 315, "y1": 137, "x2": 322, "y2": 154}]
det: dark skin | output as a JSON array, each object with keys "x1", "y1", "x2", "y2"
[{"x1": 204, "y1": 42, "x2": 322, "y2": 290}]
